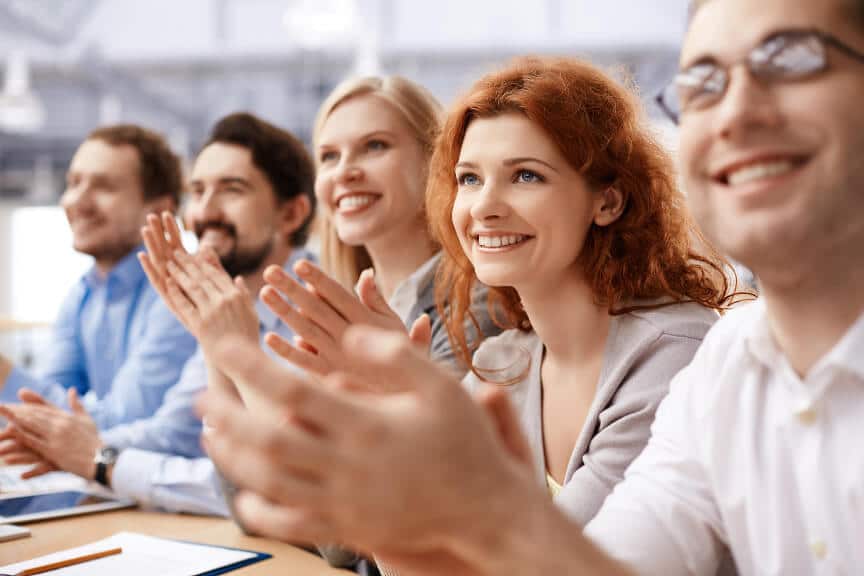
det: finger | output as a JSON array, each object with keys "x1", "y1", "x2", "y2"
[
  {"x1": 292, "y1": 260, "x2": 369, "y2": 323},
  {"x1": 198, "y1": 247, "x2": 236, "y2": 293},
  {"x1": 204, "y1": 337, "x2": 357, "y2": 430},
  {"x1": 263, "y1": 266, "x2": 347, "y2": 338},
  {"x1": 164, "y1": 277, "x2": 199, "y2": 328},
  {"x1": 264, "y1": 333, "x2": 329, "y2": 375},
  {"x1": 477, "y1": 388, "x2": 533, "y2": 466},
  {"x1": 21, "y1": 461, "x2": 57, "y2": 479},
  {"x1": 234, "y1": 492, "x2": 336, "y2": 545},
  {"x1": 356, "y1": 268, "x2": 398, "y2": 319},
  {"x1": 11, "y1": 424, "x2": 52, "y2": 456},
  {"x1": 261, "y1": 285, "x2": 338, "y2": 352},
  {"x1": 294, "y1": 336, "x2": 318, "y2": 355},
  {"x1": 139, "y1": 251, "x2": 169, "y2": 300},
  {"x1": 4, "y1": 449, "x2": 44, "y2": 466},
  {"x1": 341, "y1": 326, "x2": 456, "y2": 399},
  {"x1": 161, "y1": 211, "x2": 186, "y2": 252},
  {"x1": 68, "y1": 388, "x2": 87, "y2": 416},
  {"x1": 142, "y1": 213, "x2": 170, "y2": 269},
  {"x1": 0, "y1": 407, "x2": 52, "y2": 440},
  {"x1": 17, "y1": 388, "x2": 50, "y2": 406},
  {"x1": 408, "y1": 314, "x2": 432, "y2": 352},
  {"x1": 171, "y1": 250, "x2": 221, "y2": 299}
]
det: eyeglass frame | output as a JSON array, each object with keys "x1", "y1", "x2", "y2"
[{"x1": 655, "y1": 27, "x2": 864, "y2": 124}]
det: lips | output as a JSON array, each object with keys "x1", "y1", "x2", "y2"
[
  {"x1": 335, "y1": 192, "x2": 381, "y2": 213},
  {"x1": 473, "y1": 232, "x2": 533, "y2": 250},
  {"x1": 713, "y1": 155, "x2": 809, "y2": 187}
]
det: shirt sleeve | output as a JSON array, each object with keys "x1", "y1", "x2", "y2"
[
  {"x1": 110, "y1": 448, "x2": 229, "y2": 517},
  {"x1": 555, "y1": 333, "x2": 705, "y2": 526},
  {"x1": 0, "y1": 285, "x2": 88, "y2": 404},
  {"x1": 99, "y1": 348, "x2": 205, "y2": 458},
  {"x1": 584, "y1": 357, "x2": 726, "y2": 576},
  {"x1": 84, "y1": 298, "x2": 197, "y2": 429}
]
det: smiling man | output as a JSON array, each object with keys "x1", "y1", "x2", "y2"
[
  {"x1": 0, "y1": 125, "x2": 196, "y2": 440},
  {"x1": 198, "y1": 0, "x2": 864, "y2": 574}
]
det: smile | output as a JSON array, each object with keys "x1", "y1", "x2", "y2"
[
  {"x1": 715, "y1": 156, "x2": 809, "y2": 187},
  {"x1": 474, "y1": 233, "x2": 532, "y2": 250},
  {"x1": 336, "y1": 193, "x2": 381, "y2": 214}
]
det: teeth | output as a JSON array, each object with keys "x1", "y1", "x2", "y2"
[
  {"x1": 338, "y1": 194, "x2": 377, "y2": 210},
  {"x1": 477, "y1": 234, "x2": 527, "y2": 249},
  {"x1": 727, "y1": 160, "x2": 795, "y2": 186}
]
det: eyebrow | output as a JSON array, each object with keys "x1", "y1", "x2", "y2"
[
  {"x1": 317, "y1": 129, "x2": 397, "y2": 148},
  {"x1": 455, "y1": 157, "x2": 559, "y2": 172},
  {"x1": 189, "y1": 176, "x2": 252, "y2": 189}
]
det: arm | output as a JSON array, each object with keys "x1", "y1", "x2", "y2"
[
  {"x1": 99, "y1": 349, "x2": 205, "y2": 457},
  {"x1": 584, "y1": 360, "x2": 726, "y2": 576},
  {"x1": 556, "y1": 334, "x2": 704, "y2": 525},
  {"x1": 110, "y1": 449, "x2": 229, "y2": 516}
]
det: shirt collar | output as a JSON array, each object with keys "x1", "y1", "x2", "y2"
[
  {"x1": 255, "y1": 246, "x2": 317, "y2": 335},
  {"x1": 744, "y1": 298, "x2": 864, "y2": 383},
  {"x1": 82, "y1": 246, "x2": 146, "y2": 292}
]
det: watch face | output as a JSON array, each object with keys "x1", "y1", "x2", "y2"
[{"x1": 98, "y1": 446, "x2": 119, "y2": 464}]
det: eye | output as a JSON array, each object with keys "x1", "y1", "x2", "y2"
[
  {"x1": 319, "y1": 150, "x2": 338, "y2": 163},
  {"x1": 457, "y1": 172, "x2": 481, "y2": 186},
  {"x1": 515, "y1": 169, "x2": 543, "y2": 184},
  {"x1": 367, "y1": 139, "x2": 389, "y2": 152}
]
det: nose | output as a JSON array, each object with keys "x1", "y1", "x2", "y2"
[
  {"x1": 185, "y1": 188, "x2": 222, "y2": 227},
  {"x1": 334, "y1": 156, "x2": 364, "y2": 186},
  {"x1": 469, "y1": 178, "x2": 510, "y2": 222},
  {"x1": 713, "y1": 66, "x2": 783, "y2": 142},
  {"x1": 60, "y1": 180, "x2": 91, "y2": 214}
]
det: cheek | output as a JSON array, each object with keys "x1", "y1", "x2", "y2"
[{"x1": 314, "y1": 173, "x2": 335, "y2": 209}]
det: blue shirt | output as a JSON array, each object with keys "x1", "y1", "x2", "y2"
[
  {"x1": 1, "y1": 248, "x2": 197, "y2": 428},
  {"x1": 108, "y1": 247, "x2": 316, "y2": 513}
]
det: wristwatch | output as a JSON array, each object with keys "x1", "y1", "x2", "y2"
[{"x1": 93, "y1": 445, "x2": 120, "y2": 487}]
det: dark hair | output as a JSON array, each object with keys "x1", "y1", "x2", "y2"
[
  {"x1": 428, "y1": 57, "x2": 739, "y2": 368},
  {"x1": 203, "y1": 112, "x2": 316, "y2": 246},
  {"x1": 87, "y1": 124, "x2": 182, "y2": 207},
  {"x1": 689, "y1": 0, "x2": 864, "y2": 25}
]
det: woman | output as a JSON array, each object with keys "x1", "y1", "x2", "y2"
[{"x1": 260, "y1": 75, "x2": 498, "y2": 378}]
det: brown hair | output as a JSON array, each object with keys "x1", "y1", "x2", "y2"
[
  {"x1": 87, "y1": 124, "x2": 183, "y2": 207},
  {"x1": 428, "y1": 57, "x2": 742, "y2": 368},
  {"x1": 689, "y1": 0, "x2": 864, "y2": 25},
  {"x1": 312, "y1": 75, "x2": 443, "y2": 288},
  {"x1": 204, "y1": 112, "x2": 316, "y2": 246}
]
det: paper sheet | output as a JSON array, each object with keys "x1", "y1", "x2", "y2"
[
  {"x1": 0, "y1": 531, "x2": 259, "y2": 575},
  {"x1": 0, "y1": 465, "x2": 87, "y2": 496}
]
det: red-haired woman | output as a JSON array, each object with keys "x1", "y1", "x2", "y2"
[{"x1": 424, "y1": 55, "x2": 735, "y2": 521}]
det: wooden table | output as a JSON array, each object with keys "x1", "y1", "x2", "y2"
[{"x1": 0, "y1": 508, "x2": 350, "y2": 574}]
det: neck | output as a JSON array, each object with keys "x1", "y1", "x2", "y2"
[
  {"x1": 517, "y1": 270, "x2": 609, "y2": 368},
  {"x1": 759, "y1": 255, "x2": 864, "y2": 376},
  {"x1": 364, "y1": 225, "x2": 435, "y2": 301}
]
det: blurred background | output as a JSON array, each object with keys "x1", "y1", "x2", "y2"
[{"x1": 0, "y1": 0, "x2": 691, "y2": 366}]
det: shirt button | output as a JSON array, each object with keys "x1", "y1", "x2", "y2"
[
  {"x1": 795, "y1": 406, "x2": 817, "y2": 425},
  {"x1": 810, "y1": 540, "x2": 827, "y2": 559}
]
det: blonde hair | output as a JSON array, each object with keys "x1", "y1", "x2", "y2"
[{"x1": 312, "y1": 75, "x2": 444, "y2": 288}]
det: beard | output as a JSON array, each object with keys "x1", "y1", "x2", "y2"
[{"x1": 194, "y1": 220, "x2": 274, "y2": 277}]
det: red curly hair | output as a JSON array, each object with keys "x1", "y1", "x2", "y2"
[{"x1": 428, "y1": 56, "x2": 740, "y2": 368}]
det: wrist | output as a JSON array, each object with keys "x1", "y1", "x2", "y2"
[{"x1": 93, "y1": 445, "x2": 120, "y2": 487}]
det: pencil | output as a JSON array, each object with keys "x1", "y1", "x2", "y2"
[{"x1": 16, "y1": 547, "x2": 122, "y2": 576}]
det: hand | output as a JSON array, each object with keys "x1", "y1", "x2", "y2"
[
  {"x1": 199, "y1": 326, "x2": 542, "y2": 565},
  {"x1": 140, "y1": 211, "x2": 259, "y2": 359},
  {"x1": 0, "y1": 424, "x2": 57, "y2": 478},
  {"x1": 0, "y1": 388, "x2": 101, "y2": 479},
  {"x1": 261, "y1": 260, "x2": 431, "y2": 383}
]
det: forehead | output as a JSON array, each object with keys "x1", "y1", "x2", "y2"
[
  {"x1": 459, "y1": 113, "x2": 562, "y2": 161},
  {"x1": 317, "y1": 94, "x2": 409, "y2": 145},
  {"x1": 192, "y1": 142, "x2": 256, "y2": 180},
  {"x1": 682, "y1": 0, "x2": 849, "y2": 64},
  {"x1": 69, "y1": 139, "x2": 139, "y2": 179}
]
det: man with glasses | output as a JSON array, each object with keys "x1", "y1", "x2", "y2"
[{"x1": 200, "y1": 0, "x2": 864, "y2": 574}]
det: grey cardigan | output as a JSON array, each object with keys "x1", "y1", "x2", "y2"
[{"x1": 462, "y1": 302, "x2": 718, "y2": 525}]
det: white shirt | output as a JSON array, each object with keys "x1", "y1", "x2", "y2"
[{"x1": 586, "y1": 300, "x2": 864, "y2": 576}]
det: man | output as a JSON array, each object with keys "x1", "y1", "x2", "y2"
[
  {"x1": 200, "y1": 0, "x2": 864, "y2": 574},
  {"x1": 1, "y1": 113, "x2": 316, "y2": 515},
  {"x1": 0, "y1": 125, "x2": 197, "y2": 475}
]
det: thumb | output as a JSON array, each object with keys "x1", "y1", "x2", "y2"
[
  {"x1": 477, "y1": 387, "x2": 532, "y2": 467},
  {"x1": 356, "y1": 268, "x2": 393, "y2": 317},
  {"x1": 68, "y1": 388, "x2": 87, "y2": 415},
  {"x1": 408, "y1": 314, "x2": 432, "y2": 353},
  {"x1": 18, "y1": 388, "x2": 50, "y2": 406},
  {"x1": 234, "y1": 275, "x2": 252, "y2": 299}
]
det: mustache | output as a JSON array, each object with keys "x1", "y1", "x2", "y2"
[{"x1": 194, "y1": 220, "x2": 237, "y2": 240}]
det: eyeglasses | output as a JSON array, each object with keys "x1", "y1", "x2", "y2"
[{"x1": 656, "y1": 28, "x2": 864, "y2": 124}]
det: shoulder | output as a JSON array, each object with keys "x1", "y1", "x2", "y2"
[{"x1": 625, "y1": 301, "x2": 719, "y2": 342}]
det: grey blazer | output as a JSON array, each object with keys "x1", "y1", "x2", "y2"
[{"x1": 463, "y1": 302, "x2": 718, "y2": 526}]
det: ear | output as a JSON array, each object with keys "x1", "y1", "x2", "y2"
[
  {"x1": 277, "y1": 195, "x2": 313, "y2": 244},
  {"x1": 593, "y1": 185, "x2": 626, "y2": 227}
]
